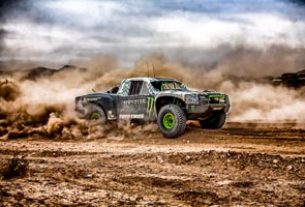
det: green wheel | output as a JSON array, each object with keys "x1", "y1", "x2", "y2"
[
  {"x1": 84, "y1": 104, "x2": 107, "y2": 124},
  {"x1": 90, "y1": 112, "x2": 102, "y2": 120},
  {"x1": 162, "y1": 112, "x2": 176, "y2": 130},
  {"x1": 157, "y1": 104, "x2": 186, "y2": 138}
]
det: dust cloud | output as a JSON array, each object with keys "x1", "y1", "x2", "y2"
[
  {"x1": 100, "y1": 50, "x2": 305, "y2": 123},
  {"x1": 1, "y1": 46, "x2": 305, "y2": 140},
  {"x1": 0, "y1": 55, "x2": 158, "y2": 140}
]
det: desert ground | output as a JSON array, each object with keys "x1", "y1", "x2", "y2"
[{"x1": 0, "y1": 122, "x2": 305, "y2": 207}]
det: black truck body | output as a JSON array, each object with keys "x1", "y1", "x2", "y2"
[{"x1": 75, "y1": 77, "x2": 230, "y2": 138}]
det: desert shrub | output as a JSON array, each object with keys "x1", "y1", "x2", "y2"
[{"x1": 1, "y1": 157, "x2": 29, "y2": 179}]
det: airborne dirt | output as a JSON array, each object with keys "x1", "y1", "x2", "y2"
[{"x1": 0, "y1": 122, "x2": 305, "y2": 207}]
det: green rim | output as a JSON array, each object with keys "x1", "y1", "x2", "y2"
[
  {"x1": 91, "y1": 112, "x2": 101, "y2": 120},
  {"x1": 162, "y1": 112, "x2": 176, "y2": 130}
]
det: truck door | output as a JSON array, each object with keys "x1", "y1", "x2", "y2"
[{"x1": 118, "y1": 80, "x2": 152, "y2": 120}]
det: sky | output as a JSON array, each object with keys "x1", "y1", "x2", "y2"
[{"x1": 0, "y1": 0, "x2": 305, "y2": 68}]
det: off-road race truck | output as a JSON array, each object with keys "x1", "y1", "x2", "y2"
[
  {"x1": 75, "y1": 77, "x2": 230, "y2": 138},
  {"x1": 272, "y1": 68, "x2": 305, "y2": 88}
]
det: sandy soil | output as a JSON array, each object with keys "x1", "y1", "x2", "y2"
[{"x1": 0, "y1": 122, "x2": 305, "y2": 206}]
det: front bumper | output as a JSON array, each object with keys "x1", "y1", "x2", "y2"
[
  {"x1": 186, "y1": 103, "x2": 228, "y2": 113},
  {"x1": 186, "y1": 94, "x2": 230, "y2": 118}
]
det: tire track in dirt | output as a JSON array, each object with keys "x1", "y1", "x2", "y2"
[{"x1": 1, "y1": 122, "x2": 305, "y2": 206}]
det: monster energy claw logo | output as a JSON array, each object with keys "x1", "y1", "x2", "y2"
[{"x1": 147, "y1": 97, "x2": 154, "y2": 117}]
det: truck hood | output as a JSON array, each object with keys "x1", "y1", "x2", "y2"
[
  {"x1": 75, "y1": 92, "x2": 109, "y2": 102},
  {"x1": 156, "y1": 89, "x2": 226, "y2": 97}
]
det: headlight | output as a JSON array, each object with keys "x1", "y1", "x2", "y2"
[
  {"x1": 185, "y1": 94, "x2": 199, "y2": 104},
  {"x1": 208, "y1": 94, "x2": 226, "y2": 104},
  {"x1": 219, "y1": 97, "x2": 226, "y2": 103}
]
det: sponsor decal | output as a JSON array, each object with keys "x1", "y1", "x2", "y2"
[
  {"x1": 119, "y1": 114, "x2": 145, "y2": 119},
  {"x1": 146, "y1": 97, "x2": 154, "y2": 117},
  {"x1": 84, "y1": 97, "x2": 100, "y2": 101},
  {"x1": 123, "y1": 99, "x2": 146, "y2": 105},
  {"x1": 174, "y1": 98, "x2": 181, "y2": 105}
]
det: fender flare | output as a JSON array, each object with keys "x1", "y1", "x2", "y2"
[{"x1": 155, "y1": 95, "x2": 186, "y2": 114}]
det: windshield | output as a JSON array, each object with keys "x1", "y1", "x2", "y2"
[{"x1": 151, "y1": 81, "x2": 187, "y2": 91}]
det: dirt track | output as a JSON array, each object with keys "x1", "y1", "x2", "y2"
[{"x1": 0, "y1": 122, "x2": 305, "y2": 206}]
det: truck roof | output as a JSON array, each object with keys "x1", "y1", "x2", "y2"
[{"x1": 124, "y1": 77, "x2": 179, "y2": 82}]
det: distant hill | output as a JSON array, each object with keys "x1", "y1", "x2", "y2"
[
  {"x1": 271, "y1": 68, "x2": 305, "y2": 88},
  {"x1": 0, "y1": 64, "x2": 87, "y2": 80}
]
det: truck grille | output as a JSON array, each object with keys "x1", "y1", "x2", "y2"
[
  {"x1": 200, "y1": 94, "x2": 226, "y2": 104},
  {"x1": 209, "y1": 97, "x2": 221, "y2": 104},
  {"x1": 208, "y1": 94, "x2": 226, "y2": 104}
]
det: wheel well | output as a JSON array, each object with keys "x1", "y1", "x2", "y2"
[
  {"x1": 85, "y1": 102, "x2": 107, "y2": 118},
  {"x1": 156, "y1": 97, "x2": 186, "y2": 114}
]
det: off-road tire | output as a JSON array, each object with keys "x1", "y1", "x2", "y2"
[
  {"x1": 157, "y1": 104, "x2": 186, "y2": 138},
  {"x1": 200, "y1": 110, "x2": 226, "y2": 129},
  {"x1": 85, "y1": 104, "x2": 107, "y2": 124},
  {"x1": 281, "y1": 73, "x2": 298, "y2": 87}
]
